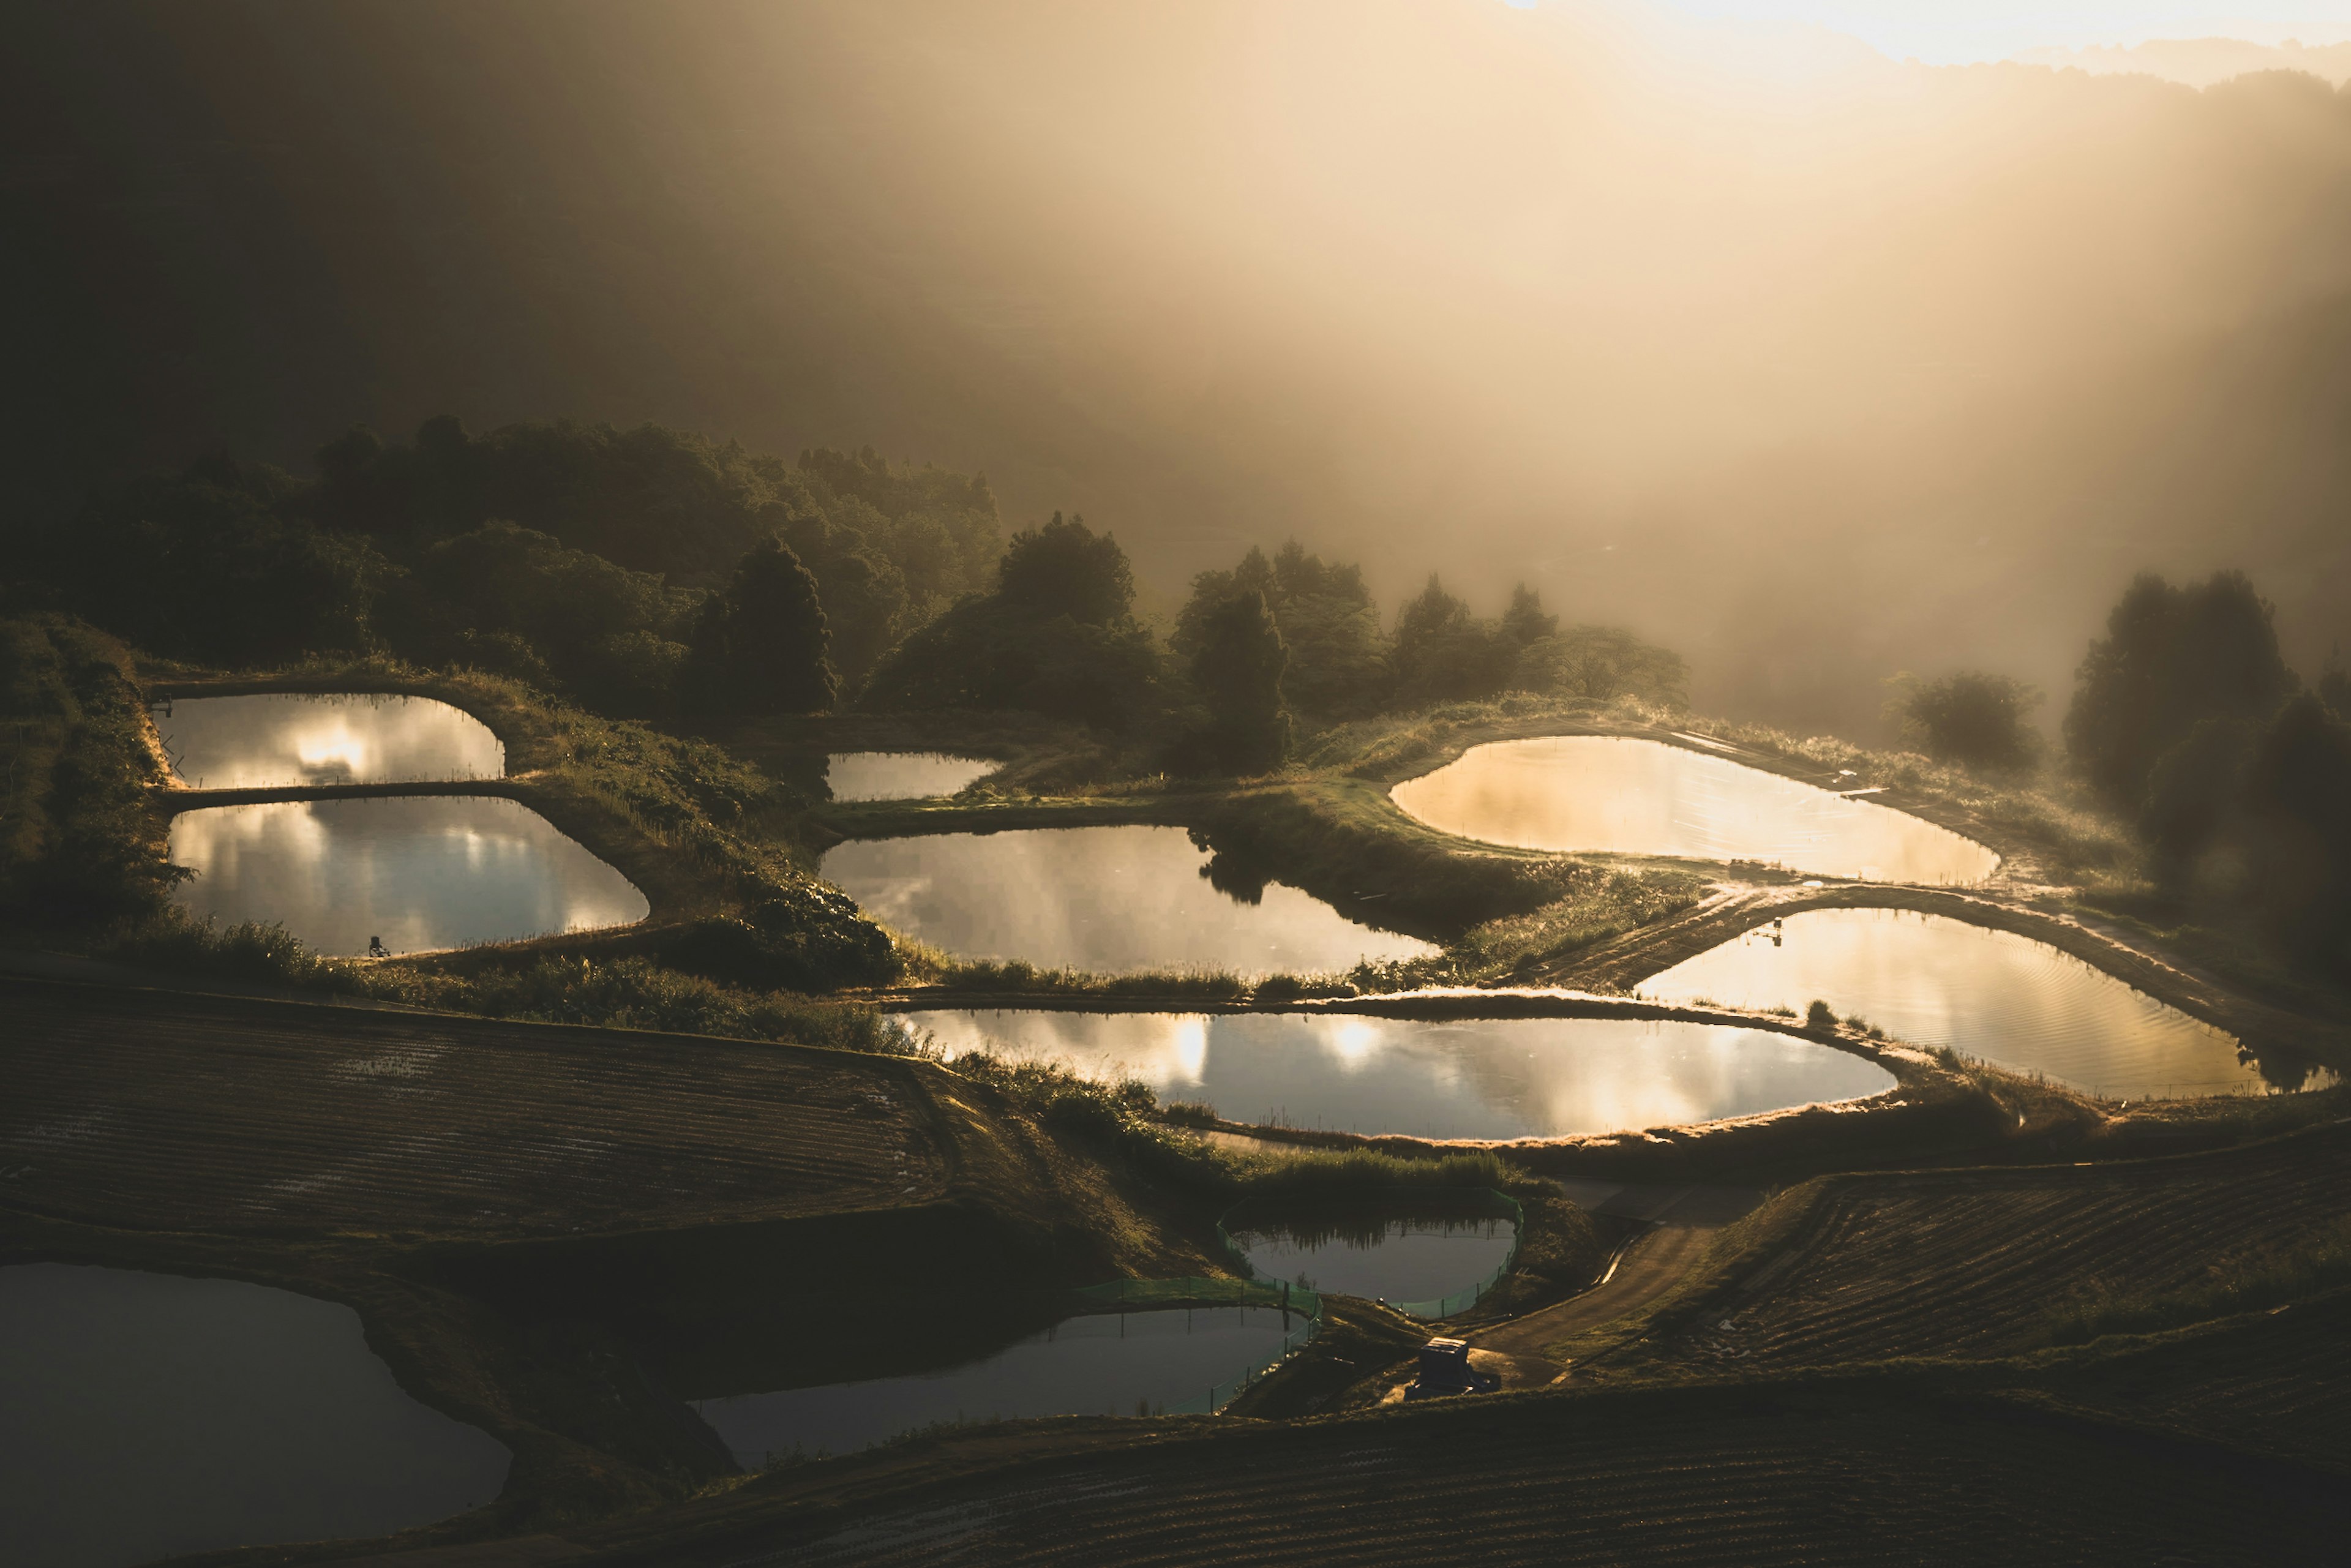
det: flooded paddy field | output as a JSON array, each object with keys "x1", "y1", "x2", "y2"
[
  {"x1": 1230, "y1": 1210, "x2": 1517, "y2": 1308},
  {"x1": 155, "y1": 692, "x2": 503, "y2": 789},
  {"x1": 1641, "y1": 907, "x2": 2273, "y2": 1098},
  {"x1": 825, "y1": 751, "x2": 995, "y2": 801},
  {"x1": 901, "y1": 1010, "x2": 1894, "y2": 1138},
  {"x1": 0, "y1": 1263, "x2": 508, "y2": 1568},
  {"x1": 1391, "y1": 735, "x2": 1998, "y2": 885},
  {"x1": 167, "y1": 795, "x2": 648, "y2": 955},
  {"x1": 691, "y1": 1305, "x2": 1304, "y2": 1465},
  {"x1": 822, "y1": 824, "x2": 1436, "y2": 977}
]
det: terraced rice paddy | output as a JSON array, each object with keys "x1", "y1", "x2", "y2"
[
  {"x1": 1230, "y1": 1214, "x2": 1515, "y2": 1306},
  {"x1": 0, "y1": 980, "x2": 941, "y2": 1238},
  {"x1": 2, "y1": 1263, "x2": 509, "y2": 1568},
  {"x1": 903, "y1": 1010, "x2": 1893, "y2": 1138},
  {"x1": 694, "y1": 1381, "x2": 2349, "y2": 1566},
  {"x1": 1390, "y1": 735, "x2": 1999, "y2": 884},
  {"x1": 155, "y1": 692, "x2": 504, "y2": 789},
  {"x1": 168, "y1": 795, "x2": 649, "y2": 956},
  {"x1": 692, "y1": 1307, "x2": 1304, "y2": 1466},
  {"x1": 822, "y1": 825, "x2": 1435, "y2": 977},
  {"x1": 1671, "y1": 1124, "x2": 2351, "y2": 1369},
  {"x1": 1641, "y1": 907, "x2": 2262, "y2": 1098},
  {"x1": 825, "y1": 752, "x2": 994, "y2": 801}
]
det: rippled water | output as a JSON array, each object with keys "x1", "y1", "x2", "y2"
[
  {"x1": 169, "y1": 797, "x2": 649, "y2": 956},
  {"x1": 822, "y1": 825, "x2": 1436, "y2": 977},
  {"x1": 692, "y1": 1307, "x2": 1300, "y2": 1465},
  {"x1": 902, "y1": 1010, "x2": 1895, "y2": 1137},
  {"x1": 1, "y1": 1264, "x2": 509, "y2": 1568},
  {"x1": 1642, "y1": 907, "x2": 2265, "y2": 1098},
  {"x1": 156, "y1": 693, "x2": 503, "y2": 789},
  {"x1": 1390, "y1": 736, "x2": 2000, "y2": 885},
  {"x1": 1232, "y1": 1215, "x2": 1516, "y2": 1305},
  {"x1": 825, "y1": 751, "x2": 994, "y2": 801}
]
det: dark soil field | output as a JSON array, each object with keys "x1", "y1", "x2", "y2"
[
  {"x1": 2, "y1": 977, "x2": 947, "y2": 1240},
  {"x1": 1612, "y1": 1121, "x2": 2351, "y2": 1371},
  {"x1": 389, "y1": 1360, "x2": 2349, "y2": 1567}
]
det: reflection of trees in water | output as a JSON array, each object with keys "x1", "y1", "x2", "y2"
[
  {"x1": 2240, "y1": 1041, "x2": 2333, "y2": 1093},
  {"x1": 1188, "y1": 827, "x2": 1270, "y2": 906},
  {"x1": 1232, "y1": 1210, "x2": 1509, "y2": 1252}
]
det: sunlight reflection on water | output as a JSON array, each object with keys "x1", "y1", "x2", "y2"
[
  {"x1": 168, "y1": 796, "x2": 647, "y2": 955},
  {"x1": 1392, "y1": 736, "x2": 1998, "y2": 884}
]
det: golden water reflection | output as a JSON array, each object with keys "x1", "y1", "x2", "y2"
[
  {"x1": 155, "y1": 694, "x2": 503, "y2": 789},
  {"x1": 901, "y1": 1010, "x2": 1895, "y2": 1139},
  {"x1": 823, "y1": 826, "x2": 1436, "y2": 978},
  {"x1": 824, "y1": 751, "x2": 994, "y2": 801},
  {"x1": 1391, "y1": 736, "x2": 1999, "y2": 884},
  {"x1": 168, "y1": 797, "x2": 648, "y2": 956},
  {"x1": 1643, "y1": 907, "x2": 2276, "y2": 1098}
]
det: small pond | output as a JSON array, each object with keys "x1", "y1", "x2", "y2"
[
  {"x1": 1390, "y1": 735, "x2": 2000, "y2": 885},
  {"x1": 0, "y1": 1263, "x2": 509, "y2": 1568},
  {"x1": 1641, "y1": 907, "x2": 2270, "y2": 1098},
  {"x1": 821, "y1": 825, "x2": 1436, "y2": 977},
  {"x1": 155, "y1": 693, "x2": 504, "y2": 789},
  {"x1": 692, "y1": 1305, "x2": 1301, "y2": 1466},
  {"x1": 901, "y1": 1010, "x2": 1895, "y2": 1138},
  {"x1": 1231, "y1": 1212, "x2": 1517, "y2": 1308},
  {"x1": 825, "y1": 751, "x2": 994, "y2": 801},
  {"x1": 168, "y1": 796, "x2": 649, "y2": 956}
]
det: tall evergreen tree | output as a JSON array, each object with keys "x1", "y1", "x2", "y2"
[
  {"x1": 690, "y1": 538, "x2": 838, "y2": 713},
  {"x1": 1190, "y1": 590, "x2": 1291, "y2": 773},
  {"x1": 2065, "y1": 571, "x2": 2298, "y2": 808}
]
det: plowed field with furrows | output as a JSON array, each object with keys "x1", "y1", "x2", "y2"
[
  {"x1": 2050, "y1": 1287, "x2": 2351, "y2": 1471},
  {"x1": 636, "y1": 1392, "x2": 2345, "y2": 1567},
  {"x1": 1689, "y1": 1128, "x2": 2351, "y2": 1368},
  {"x1": 0, "y1": 980, "x2": 945, "y2": 1237}
]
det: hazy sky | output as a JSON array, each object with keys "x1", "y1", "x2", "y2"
[{"x1": 1619, "y1": 2, "x2": 2351, "y2": 59}]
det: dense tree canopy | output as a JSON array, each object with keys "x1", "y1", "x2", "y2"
[
  {"x1": 686, "y1": 541, "x2": 838, "y2": 715},
  {"x1": 1187, "y1": 590, "x2": 1291, "y2": 773},
  {"x1": 1175, "y1": 542, "x2": 1392, "y2": 718},
  {"x1": 997, "y1": 512, "x2": 1133, "y2": 626},
  {"x1": 862, "y1": 515, "x2": 1167, "y2": 730},
  {"x1": 1887, "y1": 671, "x2": 2044, "y2": 773},
  {"x1": 40, "y1": 454, "x2": 384, "y2": 667},
  {"x1": 2066, "y1": 571, "x2": 2298, "y2": 808}
]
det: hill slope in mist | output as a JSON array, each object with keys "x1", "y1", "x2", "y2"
[{"x1": 6, "y1": 0, "x2": 2348, "y2": 735}]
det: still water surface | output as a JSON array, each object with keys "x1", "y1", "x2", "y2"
[
  {"x1": 903, "y1": 1010, "x2": 1894, "y2": 1137},
  {"x1": 1391, "y1": 736, "x2": 2000, "y2": 885},
  {"x1": 157, "y1": 693, "x2": 503, "y2": 789},
  {"x1": 822, "y1": 825, "x2": 1436, "y2": 976},
  {"x1": 1643, "y1": 907, "x2": 2263, "y2": 1097},
  {"x1": 825, "y1": 751, "x2": 994, "y2": 801},
  {"x1": 1233, "y1": 1216, "x2": 1516, "y2": 1305},
  {"x1": 0, "y1": 1264, "x2": 509, "y2": 1568},
  {"x1": 170, "y1": 796, "x2": 649, "y2": 955},
  {"x1": 692, "y1": 1307, "x2": 1299, "y2": 1465}
]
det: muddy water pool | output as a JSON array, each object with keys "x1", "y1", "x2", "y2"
[
  {"x1": 691, "y1": 1306, "x2": 1301, "y2": 1464},
  {"x1": 168, "y1": 795, "x2": 648, "y2": 955},
  {"x1": 821, "y1": 825, "x2": 1436, "y2": 977},
  {"x1": 1391, "y1": 735, "x2": 1999, "y2": 884},
  {"x1": 155, "y1": 693, "x2": 503, "y2": 789},
  {"x1": 1641, "y1": 907, "x2": 2272, "y2": 1097},
  {"x1": 0, "y1": 1263, "x2": 508, "y2": 1568},
  {"x1": 901, "y1": 1010, "x2": 1894, "y2": 1137},
  {"x1": 824, "y1": 751, "x2": 994, "y2": 801}
]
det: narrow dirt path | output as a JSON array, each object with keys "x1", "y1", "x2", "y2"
[{"x1": 1466, "y1": 1184, "x2": 1763, "y2": 1380}]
